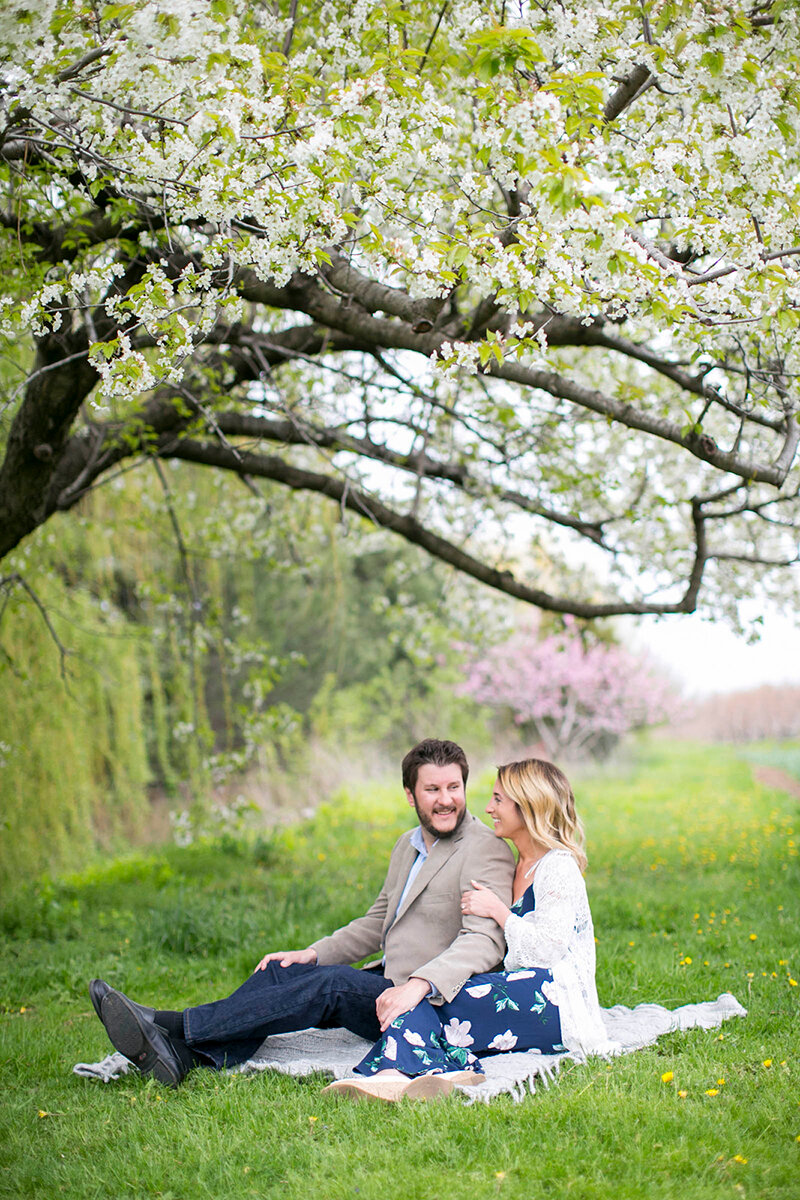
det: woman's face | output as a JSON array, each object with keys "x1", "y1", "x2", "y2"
[{"x1": 486, "y1": 778, "x2": 526, "y2": 841}]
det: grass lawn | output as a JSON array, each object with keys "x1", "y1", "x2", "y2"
[{"x1": 1, "y1": 741, "x2": 798, "y2": 1199}]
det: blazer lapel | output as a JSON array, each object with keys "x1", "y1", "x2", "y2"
[
  {"x1": 395, "y1": 814, "x2": 473, "y2": 917},
  {"x1": 384, "y1": 832, "x2": 421, "y2": 920}
]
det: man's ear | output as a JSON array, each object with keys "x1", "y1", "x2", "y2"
[{"x1": 404, "y1": 788, "x2": 415, "y2": 808}]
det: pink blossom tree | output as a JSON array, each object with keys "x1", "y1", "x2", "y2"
[{"x1": 462, "y1": 622, "x2": 678, "y2": 760}]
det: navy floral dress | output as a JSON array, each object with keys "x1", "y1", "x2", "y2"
[{"x1": 354, "y1": 884, "x2": 566, "y2": 1077}]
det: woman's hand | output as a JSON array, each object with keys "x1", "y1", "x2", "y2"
[{"x1": 461, "y1": 881, "x2": 511, "y2": 928}]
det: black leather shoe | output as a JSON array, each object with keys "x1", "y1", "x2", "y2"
[
  {"x1": 89, "y1": 979, "x2": 112, "y2": 1021},
  {"x1": 100, "y1": 989, "x2": 186, "y2": 1087},
  {"x1": 89, "y1": 979, "x2": 156, "y2": 1024}
]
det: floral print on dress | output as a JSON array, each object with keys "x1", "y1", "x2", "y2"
[
  {"x1": 443, "y1": 1018, "x2": 474, "y2": 1046},
  {"x1": 355, "y1": 882, "x2": 567, "y2": 1079},
  {"x1": 487, "y1": 1030, "x2": 518, "y2": 1051}
]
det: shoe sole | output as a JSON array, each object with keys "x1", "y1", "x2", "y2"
[
  {"x1": 404, "y1": 1072, "x2": 484, "y2": 1099},
  {"x1": 101, "y1": 992, "x2": 181, "y2": 1087},
  {"x1": 439, "y1": 1071, "x2": 485, "y2": 1087},
  {"x1": 404, "y1": 1075, "x2": 453, "y2": 1100},
  {"x1": 88, "y1": 980, "x2": 107, "y2": 1021},
  {"x1": 321, "y1": 1079, "x2": 408, "y2": 1103}
]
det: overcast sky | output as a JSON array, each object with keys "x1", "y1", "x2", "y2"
[{"x1": 630, "y1": 605, "x2": 800, "y2": 698}]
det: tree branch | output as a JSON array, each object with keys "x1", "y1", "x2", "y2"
[
  {"x1": 209, "y1": 410, "x2": 611, "y2": 546},
  {"x1": 238, "y1": 269, "x2": 798, "y2": 484},
  {"x1": 157, "y1": 437, "x2": 707, "y2": 617},
  {"x1": 0, "y1": 572, "x2": 72, "y2": 680},
  {"x1": 604, "y1": 64, "x2": 654, "y2": 122}
]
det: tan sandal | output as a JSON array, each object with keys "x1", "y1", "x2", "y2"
[
  {"x1": 321, "y1": 1077, "x2": 411, "y2": 1103},
  {"x1": 404, "y1": 1071, "x2": 484, "y2": 1100}
]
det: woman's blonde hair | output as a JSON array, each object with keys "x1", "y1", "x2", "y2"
[{"x1": 496, "y1": 758, "x2": 587, "y2": 873}]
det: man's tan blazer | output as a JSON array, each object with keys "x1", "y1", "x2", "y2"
[{"x1": 310, "y1": 812, "x2": 515, "y2": 1002}]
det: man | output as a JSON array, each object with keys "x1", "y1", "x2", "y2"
[{"x1": 90, "y1": 738, "x2": 515, "y2": 1085}]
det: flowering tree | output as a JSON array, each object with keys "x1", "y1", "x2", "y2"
[
  {"x1": 1, "y1": 1, "x2": 800, "y2": 622},
  {"x1": 462, "y1": 622, "x2": 678, "y2": 759}
]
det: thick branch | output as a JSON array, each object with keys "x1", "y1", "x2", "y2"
[
  {"x1": 604, "y1": 64, "x2": 654, "y2": 122},
  {"x1": 151, "y1": 438, "x2": 707, "y2": 618},
  {"x1": 492, "y1": 357, "x2": 800, "y2": 487},
  {"x1": 209, "y1": 411, "x2": 610, "y2": 546},
  {"x1": 0, "y1": 205, "x2": 161, "y2": 264},
  {"x1": 238, "y1": 269, "x2": 798, "y2": 484}
]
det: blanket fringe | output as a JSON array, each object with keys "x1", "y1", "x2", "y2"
[{"x1": 73, "y1": 992, "x2": 747, "y2": 1101}]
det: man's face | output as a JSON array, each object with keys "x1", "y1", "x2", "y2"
[{"x1": 406, "y1": 762, "x2": 467, "y2": 845}]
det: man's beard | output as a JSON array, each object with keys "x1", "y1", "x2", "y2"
[{"x1": 414, "y1": 800, "x2": 467, "y2": 840}]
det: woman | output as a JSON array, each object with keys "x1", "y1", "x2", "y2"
[{"x1": 325, "y1": 758, "x2": 615, "y2": 1100}]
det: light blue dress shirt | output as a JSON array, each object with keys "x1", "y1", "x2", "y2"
[{"x1": 386, "y1": 826, "x2": 441, "y2": 999}]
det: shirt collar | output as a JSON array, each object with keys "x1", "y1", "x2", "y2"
[{"x1": 410, "y1": 825, "x2": 434, "y2": 856}]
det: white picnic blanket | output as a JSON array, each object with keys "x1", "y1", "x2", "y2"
[{"x1": 74, "y1": 991, "x2": 746, "y2": 1101}]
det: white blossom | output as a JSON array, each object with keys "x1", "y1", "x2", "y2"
[
  {"x1": 443, "y1": 1018, "x2": 474, "y2": 1047},
  {"x1": 487, "y1": 1031, "x2": 518, "y2": 1051},
  {"x1": 465, "y1": 983, "x2": 493, "y2": 998}
]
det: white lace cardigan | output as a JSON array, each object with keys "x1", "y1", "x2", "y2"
[{"x1": 503, "y1": 848, "x2": 619, "y2": 1056}]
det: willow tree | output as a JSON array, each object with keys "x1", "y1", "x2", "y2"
[{"x1": 1, "y1": 0, "x2": 799, "y2": 622}]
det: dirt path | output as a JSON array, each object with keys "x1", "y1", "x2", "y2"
[{"x1": 752, "y1": 764, "x2": 800, "y2": 800}]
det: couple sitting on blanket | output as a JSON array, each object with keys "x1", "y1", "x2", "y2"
[{"x1": 89, "y1": 737, "x2": 612, "y2": 1101}]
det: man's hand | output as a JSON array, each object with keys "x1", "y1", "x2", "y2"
[
  {"x1": 461, "y1": 881, "x2": 510, "y2": 928},
  {"x1": 375, "y1": 977, "x2": 431, "y2": 1032},
  {"x1": 253, "y1": 947, "x2": 318, "y2": 973}
]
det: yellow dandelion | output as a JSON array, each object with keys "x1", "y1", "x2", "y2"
[
  {"x1": 678, "y1": 1090, "x2": 688, "y2": 1098},
  {"x1": 732, "y1": 1155, "x2": 748, "y2": 1165},
  {"x1": 705, "y1": 1088, "x2": 720, "y2": 1096},
  {"x1": 763, "y1": 1059, "x2": 772, "y2": 1068},
  {"x1": 749, "y1": 933, "x2": 757, "y2": 941},
  {"x1": 37, "y1": 1110, "x2": 48, "y2": 1119},
  {"x1": 661, "y1": 1071, "x2": 674, "y2": 1084},
  {"x1": 495, "y1": 1172, "x2": 507, "y2": 1181},
  {"x1": 789, "y1": 978, "x2": 798, "y2": 987},
  {"x1": 717, "y1": 1078, "x2": 725, "y2": 1086}
]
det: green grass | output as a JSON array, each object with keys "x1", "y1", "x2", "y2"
[
  {"x1": 1, "y1": 744, "x2": 798, "y2": 1199},
  {"x1": 738, "y1": 740, "x2": 800, "y2": 783}
]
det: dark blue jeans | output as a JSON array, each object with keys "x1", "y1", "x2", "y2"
[{"x1": 182, "y1": 961, "x2": 389, "y2": 1068}]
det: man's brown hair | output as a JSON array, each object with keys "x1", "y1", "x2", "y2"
[{"x1": 401, "y1": 738, "x2": 469, "y2": 794}]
